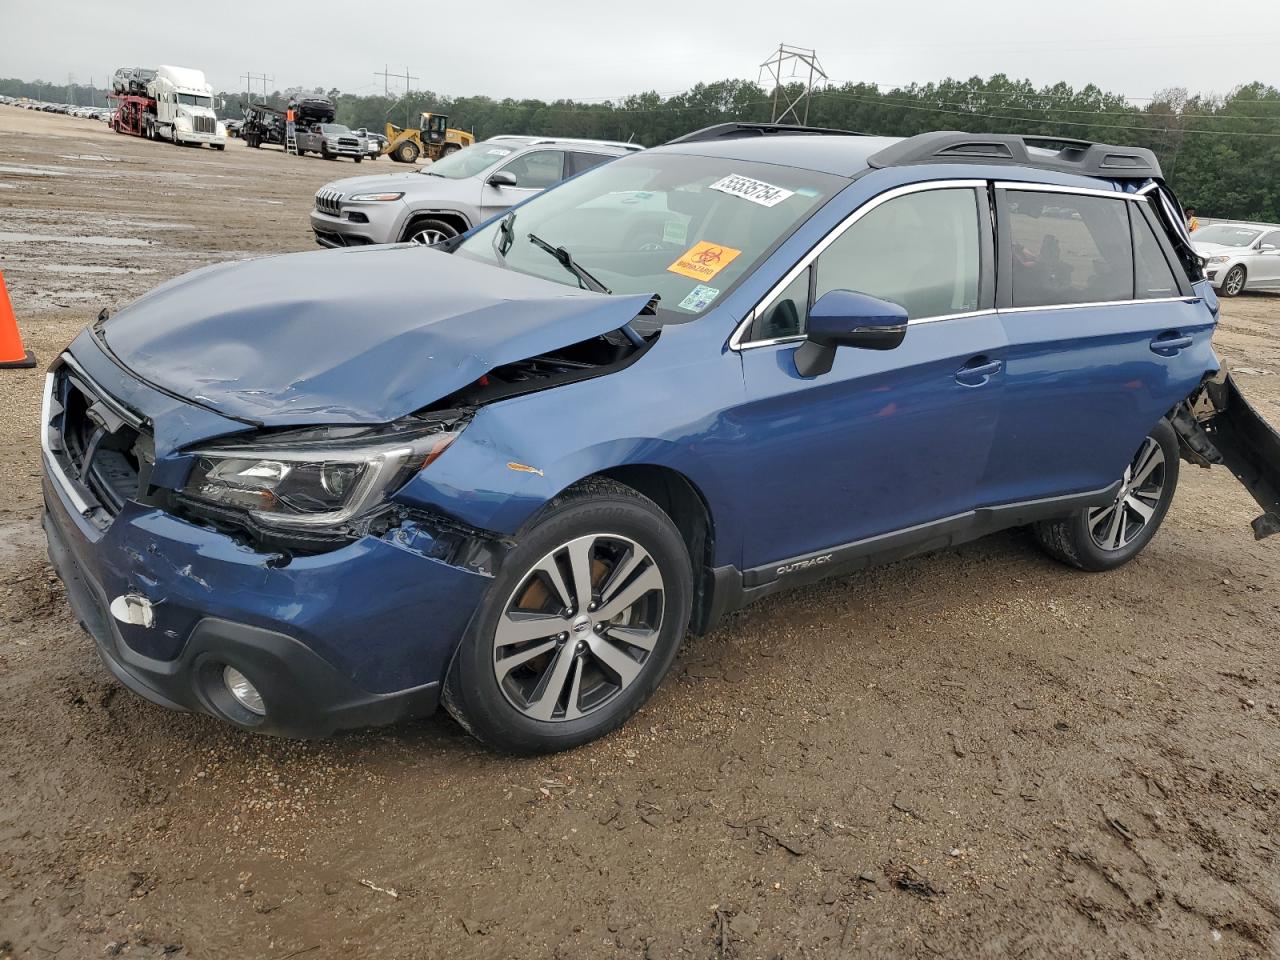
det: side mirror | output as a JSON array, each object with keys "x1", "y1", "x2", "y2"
[
  {"x1": 487, "y1": 171, "x2": 518, "y2": 188},
  {"x1": 1261, "y1": 243, "x2": 1278, "y2": 253},
  {"x1": 794, "y1": 289, "x2": 907, "y2": 378}
]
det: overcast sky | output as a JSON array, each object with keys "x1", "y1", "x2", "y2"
[{"x1": 2, "y1": 0, "x2": 1276, "y2": 104}]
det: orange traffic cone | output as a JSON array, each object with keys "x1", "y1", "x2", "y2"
[{"x1": 0, "y1": 269, "x2": 36, "y2": 369}]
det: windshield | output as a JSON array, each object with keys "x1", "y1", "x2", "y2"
[
  {"x1": 421, "y1": 141, "x2": 517, "y2": 179},
  {"x1": 320, "y1": 124, "x2": 351, "y2": 136},
  {"x1": 177, "y1": 94, "x2": 212, "y2": 108},
  {"x1": 454, "y1": 152, "x2": 845, "y2": 324},
  {"x1": 1195, "y1": 224, "x2": 1262, "y2": 247}
]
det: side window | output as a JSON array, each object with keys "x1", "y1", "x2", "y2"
[
  {"x1": 498, "y1": 150, "x2": 566, "y2": 189},
  {"x1": 1131, "y1": 205, "x2": 1180, "y2": 299},
  {"x1": 568, "y1": 151, "x2": 612, "y2": 176},
  {"x1": 1006, "y1": 191, "x2": 1134, "y2": 307},
  {"x1": 1260, "y1": 230, "x2": 1280, "y2": 251},
  {"x1": 814, "y1": 188, "x2": 982, "y2": 321},
  {"x1": 751, "y1": 268, "x2": 809, "y2": 341}
]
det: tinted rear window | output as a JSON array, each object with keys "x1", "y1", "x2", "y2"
[{"x1": 1007, "y1": 191, "x2": 1133, "y2": 307}]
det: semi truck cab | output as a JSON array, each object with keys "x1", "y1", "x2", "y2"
[{"x1": 147, "y1": 65, "x2": 226, "y2": 149}]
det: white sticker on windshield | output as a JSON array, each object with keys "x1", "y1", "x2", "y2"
[
  {"x1": 678, "y1": 284, "x2": 721, "y2": 312},
  {"x1": 486, "y1": 148, "x2": 512, "y2": 156},
  {"x1": 662, "y1": 219, "x2": 688, "y2": 245},
  {"x1": 709, "y1": 173, "x2": 795, "y2": 208}
]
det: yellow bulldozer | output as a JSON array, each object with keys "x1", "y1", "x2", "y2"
[{"x1": 384, "y1": 112, "x2": 474, "y2": 163}]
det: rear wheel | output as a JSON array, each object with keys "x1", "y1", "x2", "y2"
[
  {"x1": 403, "y1": 219, "x2": 460, "y2": 245},
  {"x1": 1222, "y1": 265, "x2": 1247, "y2": 297},
  {"x1": 394, "y1": 140, "x2": 420, "y2": 163},
  {"x1": 1033, "y1": 419, "x2": 1179, "y2": 572},
  {"x1": 443, "y1": 480, "x2": 692, "y2": 754}
]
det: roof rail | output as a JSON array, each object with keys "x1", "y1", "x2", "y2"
[
  {"x1": 866, "y1": 131, "x2": 1162, "y2": 180},
  {"x1": 665, "y1": 122, "x2": 864, "y2": 145}
]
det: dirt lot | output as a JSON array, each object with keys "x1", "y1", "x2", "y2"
[{"x1": 2, "y1": 107, "x2": 1280, "y2": 960}]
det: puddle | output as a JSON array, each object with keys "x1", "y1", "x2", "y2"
[
  {"x1": 42, "y1": 264, "x2": 158, "y2": 275},
  {"x1": 0, "y1": 164, "x2": 67, "y2": 177},
  {"x1": 57, "y1": 154, "x2": 129, "y2": 163},
  {"x1": 0, "y1": 231, "x2": 152, "y2": 247}
]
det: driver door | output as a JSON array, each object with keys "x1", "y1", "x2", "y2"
[
  {"x1": 478, "y1": 149, "x2": 567, "y2": 222},
  {"x1": 1249, "y1": 229, "x2": 1280, "y2": 286},
  {"x1": 730, "y1": 183, "x2": 1005, "y2": 572}
]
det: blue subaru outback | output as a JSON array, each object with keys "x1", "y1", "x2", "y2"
[{"x1": 42, "y1": 123, "x2": 1280, "y2": 753}]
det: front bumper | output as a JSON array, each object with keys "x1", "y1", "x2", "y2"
[
  {"x1": 310, "y1": 204, "x2": 402, "y2": 246},
  {"x1": 40, "y1": 355, "x2": 495, "y2": 736}
]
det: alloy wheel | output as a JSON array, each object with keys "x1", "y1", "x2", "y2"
[
  {"x1": 409, "y1": 227, "x2": 453, "y2": 245},
  {"x1": 1224, "y1": 267, "x2": 1246, "y2": 296},
  {"x1": 492, "y1": 533, "x2": 665, "y2": 722},
  {"x1": 1088, "y1": 436, "x2": 1166, "y2": 551}
]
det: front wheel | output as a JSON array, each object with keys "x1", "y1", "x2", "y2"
[
  {"x1": 1033, "y1": 419, "x2": 1180, "y2": 572},
  {"x1": 403, "y1": 218, "x2": 459, "y2": 245},
  {"x1": 442, "y1": 480, "x2": 692, "y2": 754},
  {"x1": 393, "y1": 140, "x2": 420, "y2": 163},
  {"x1": 1221, "y1": 265, "x2": 1247, "y2": 297}
]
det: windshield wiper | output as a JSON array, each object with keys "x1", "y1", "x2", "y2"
[{"x1": 527, "y1": 232, "x2": 611, "y2": 294}]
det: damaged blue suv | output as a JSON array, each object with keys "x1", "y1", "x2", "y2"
[{"x1": 43, "y1": 123, "x2": 1280, "y2": 753}]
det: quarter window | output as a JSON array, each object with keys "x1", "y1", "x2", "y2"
[
  {"x1": 568, "y1": 151, "x2": 612, "y2": 176},
  {"x1": 1006, "y1": 191, "x2": 1133, "y2": 307},
  {"x1": 814, "y1": 188, "x2": 982, "y2": 323},
  {"x1": 1131, "y1": 206, "x2": 1180, "y2": 299}
]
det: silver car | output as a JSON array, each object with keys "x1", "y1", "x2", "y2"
[
  {"x1": 310, "y1": 137, "x2": 641, "y2": 247},
  {"x1": 1192, "y1": 221, "x2": 1280, "y2": 296}
]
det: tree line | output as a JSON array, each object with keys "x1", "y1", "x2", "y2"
[{"x1": 3, "y1": 74, "x2": 1277, "y2": 222}]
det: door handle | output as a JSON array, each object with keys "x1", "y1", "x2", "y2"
[
  {"x1": 955, "y1": 357, "x2": 1002, "y2": 385},
  {"x1": 1150, "y1": 334, "x2": 1193, "y2": 355}
]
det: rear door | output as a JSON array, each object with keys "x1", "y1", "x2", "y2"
[{"x1": 987, "y1": 184, "x2": 1216, "y2": 503}]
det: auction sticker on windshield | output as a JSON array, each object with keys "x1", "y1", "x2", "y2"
[
  {"x1": 677, "y1": 284, "x2": 721, "y2": 312},
  {"x1": 668, "y1": 241, "x2": 741, "y2": 282},
  {"x1": 709, "y1": 173, "x2": 795, "y2": 208}
]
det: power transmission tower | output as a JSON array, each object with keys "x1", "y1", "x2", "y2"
[
  {"x1": 374, "y1": 66, "x2": 421, "y2": 125},
  {"x1": 758, "y1": 44, "x2": 827, "y2": 124}
]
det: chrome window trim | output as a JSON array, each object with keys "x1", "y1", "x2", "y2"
[
  {"x1": 997, "y1": 295, "x2": 1199, "y2": 315},
  {"x1": 729, "y1": 179, "x2": 988, "y2": 351},
  {"x1": 995, "y1": 181, "x2": 1148, "y2": 202}
]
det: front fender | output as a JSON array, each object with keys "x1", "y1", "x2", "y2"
[{"x1": 390, "y1": 321, "x2": 745, "y2": 565}]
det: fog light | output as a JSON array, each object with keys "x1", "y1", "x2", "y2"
[{"x1": 222, "y1": 666, "x2": 266, "y2": 716}]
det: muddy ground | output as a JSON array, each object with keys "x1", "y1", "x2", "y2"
[{"x1": 2, "y1": 107, "x2": 1279, "y2": 960}]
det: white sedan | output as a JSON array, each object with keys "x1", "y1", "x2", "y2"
[{"x1": 1193, "y1": 222, "x2": 1280, "y2": 296}]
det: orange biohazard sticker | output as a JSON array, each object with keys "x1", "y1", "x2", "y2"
[{"x1": 667, "y1": 241, "x2": 742, "y2": 282}]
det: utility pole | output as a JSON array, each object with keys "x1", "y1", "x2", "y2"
[
  {"x1": 374, "y1": 66, "x2": 420, "y2": 125},
  {"x1": 240, "y1": 72, "x2": 274, "y2": 105},
  {"x1": 757, "y1": 44, "x2": 827, "y2": 124}
]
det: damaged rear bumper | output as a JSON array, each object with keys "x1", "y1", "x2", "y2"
[
  {"x1": 42, "y1": 473, "x2": 495, "y2": 738},
  {"x1": 1173, "y1": 372, "x2": 1280, "y2": 539}
]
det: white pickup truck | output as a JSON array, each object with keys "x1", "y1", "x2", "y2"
[{"x1": 146, "y1": 65, "x2": 226, "y2": 149}]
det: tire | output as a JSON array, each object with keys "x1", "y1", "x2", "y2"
[
  {"x1": 354, "y1": 156, "x2": 362, "y2": 163},
  {"x1": 322, "y1": 148, "x2": 335, "y2": 161},
  {"x1": 214, "y1": 144, "x2": 225, "y2": 151},
  {"x1": 1033, "y1": 418, "x2": 1180, "y2": 572},
  {"x1": 402, "y1": 218, "x2": 461, "y2": 245},
  {"x1": 1221, "y1": 265, "x2": 1247, "y2": 297},
  {"x1": 442, "y1": 479, "x2": 693, "y2": 754},
  {"x1": 394, "y1": 140, "x2": 420, "y2": 163}
]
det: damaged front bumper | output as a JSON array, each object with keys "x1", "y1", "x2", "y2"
[
  {"x1": 42, "y1": 469, "x2": 496, "y2": 737},
  {"x1": 1173, "y1": 372, "x2": 1280, "y2": 539}
]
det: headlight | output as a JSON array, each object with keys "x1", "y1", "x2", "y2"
[
  {"x1": 1206, "y1": 255, "x2": 1231, "y2": 264},
  {"x1": 182, "y1": 424, "x2": 459, "y2": 529},
  {"x1": 349, "y1": 192, "x2": 405, "y2": 201}
]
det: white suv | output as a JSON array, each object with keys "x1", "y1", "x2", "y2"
[{"x1": 310, "y1": 137, "x2": 642, "y2": 248}]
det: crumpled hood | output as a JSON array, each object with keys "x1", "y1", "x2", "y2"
[{"x1": 99, "y1": 245, "x2": 652, "y2": 426}]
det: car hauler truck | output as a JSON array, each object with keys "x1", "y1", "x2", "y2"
[{"x1": 108, "y1": 64, "x2": 226, "y2": 149}]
